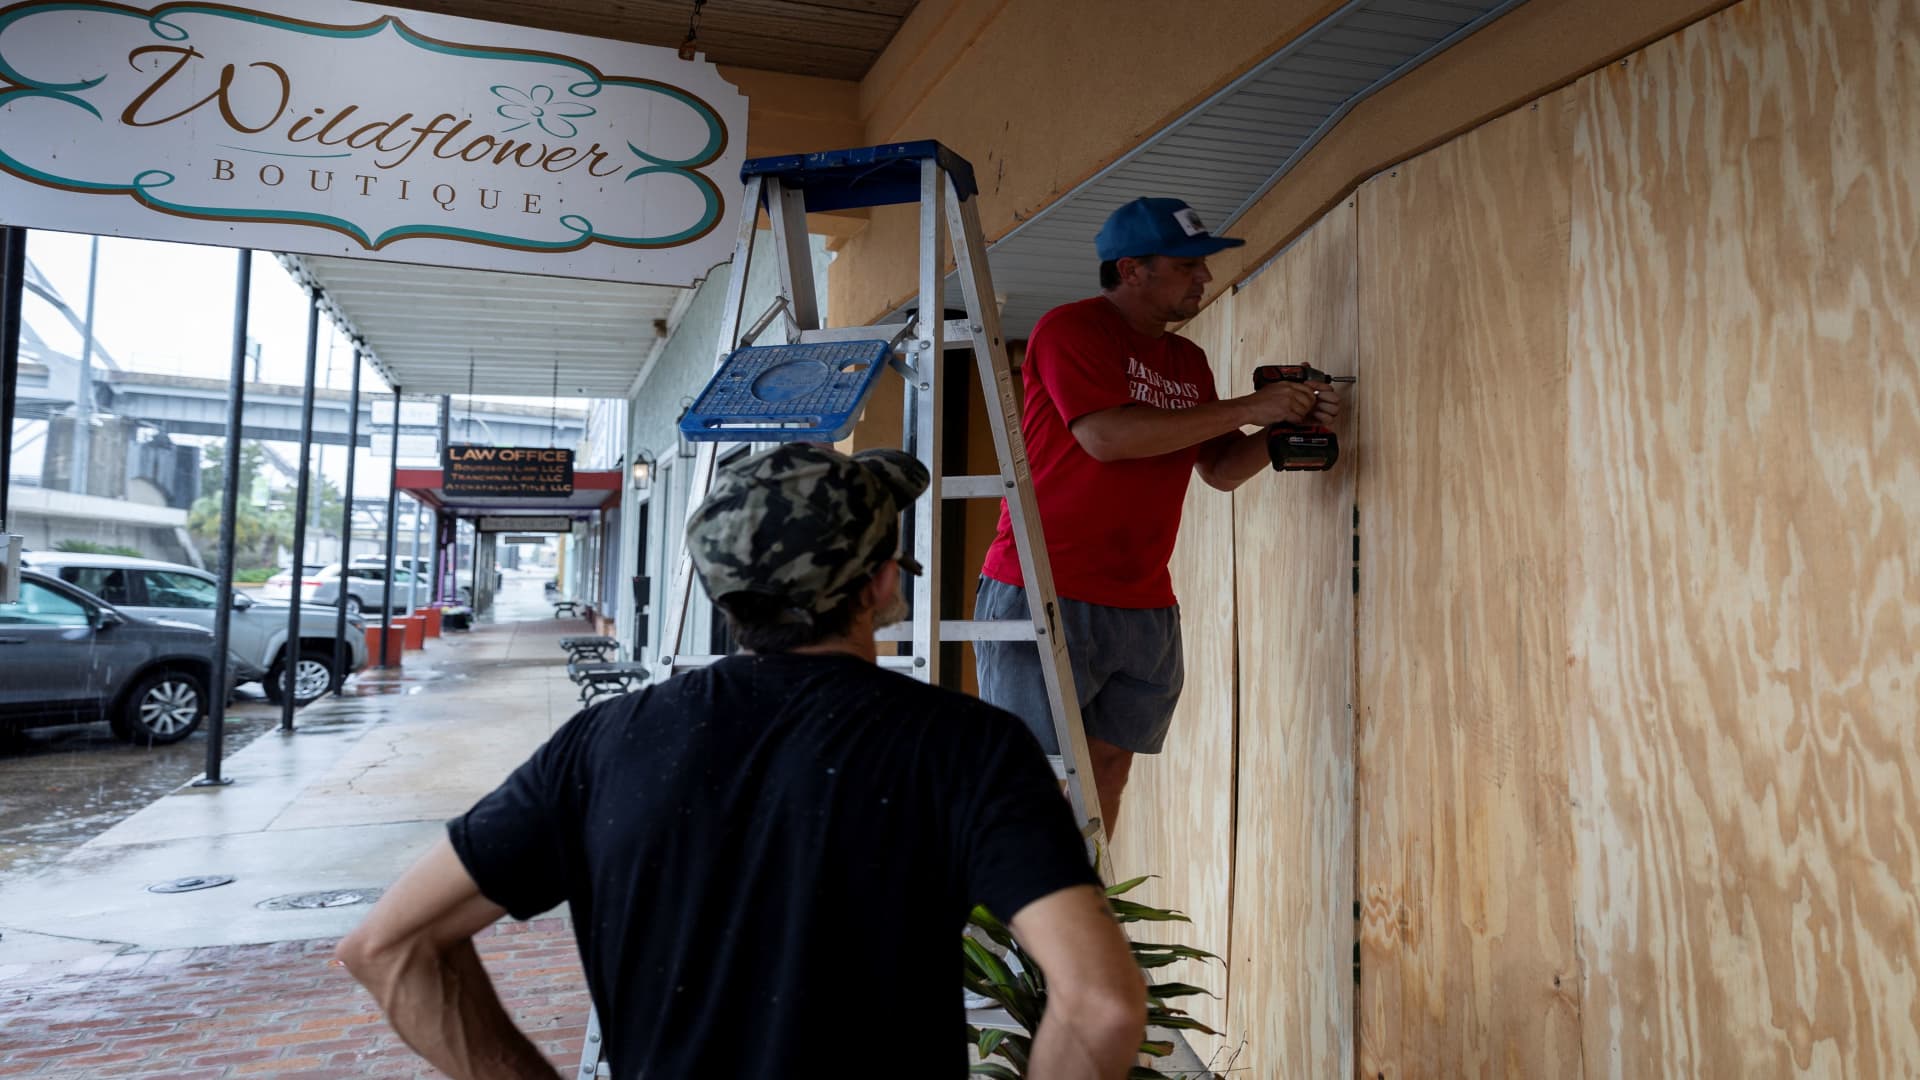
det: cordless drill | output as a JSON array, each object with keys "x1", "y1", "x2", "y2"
[{"x1": 1252, "y1": 363, "x2": 1356, "y2": 471}]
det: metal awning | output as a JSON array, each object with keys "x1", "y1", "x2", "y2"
[
  {"x1": 935, "y1": 0, "x2": 1532, "y2": 337},
  {"x1": 287, "y1": 255, "x2": 690, "y2": 398}
]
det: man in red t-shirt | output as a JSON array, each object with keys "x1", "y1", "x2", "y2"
[{"x1": 976, "y1": 196, "x2": 1342, "y2": 839}]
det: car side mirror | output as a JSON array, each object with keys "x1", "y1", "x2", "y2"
[
  {"x1": 232, "y1": 592, "x2": 254, "y2": 610},
  {"x1": 93, "y1": 607, "x2": 126, "y2": 629}
]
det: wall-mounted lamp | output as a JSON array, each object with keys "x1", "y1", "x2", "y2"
[{"x1": 631, "y1": 448, "x2": 655, "y2": 491}]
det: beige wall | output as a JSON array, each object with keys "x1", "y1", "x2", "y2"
[{"x1": 1115, "y1": 0, "x2": 1920, "y2": 1075}]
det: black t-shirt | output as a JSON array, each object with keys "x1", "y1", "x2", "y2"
[{"x1": 447, "y1": 651, "x2": 1098, "y2": 1079}]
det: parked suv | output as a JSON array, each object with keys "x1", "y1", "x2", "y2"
[
  {"x1": 0, "y1": 570, "x2": 259, "y2": 744},
  {"x1": 22, "y1": 552, "x2": 368, "y2": 706},
  {"x1": 301, "y1": 563, "x2": 421, "y2": 618}
]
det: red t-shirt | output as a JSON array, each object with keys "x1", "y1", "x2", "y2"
[{"x1": 981, "y1": 296, "x2": 1219, "y2": 608}]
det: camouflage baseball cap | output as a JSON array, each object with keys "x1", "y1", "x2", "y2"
[{"x1": 686, "y1": 443, "x2": 928, "y2": 625}]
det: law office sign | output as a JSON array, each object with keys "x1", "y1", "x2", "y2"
[
  {"x1": 443, "y1": 444, "x2": 573, "y2": 497},
  {"x1": 0, "y1": 0, "x2": 746, "y2": 284}
]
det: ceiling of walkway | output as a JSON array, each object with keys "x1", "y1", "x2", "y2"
[
  {"x1": 310, "y1": 0, "x2": 1529, "y2": 398},
  {"x1": 384, "y1": 0, "x2": 921, "y2": 79},
  {"x1": 289, "y1": 256, "x2": 685, "y2": 398}
]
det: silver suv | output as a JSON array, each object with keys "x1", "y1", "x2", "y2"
[{"x1": 21, "y1": 552, "x2": 368, "y2": 706}]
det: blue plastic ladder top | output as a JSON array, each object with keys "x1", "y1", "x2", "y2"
[
  {"x1": 680, "y1": 339, "x2": 893, "y2": 444},
  {"x1": 740, "y1": 140, "x2": 978, "y2": 214}
]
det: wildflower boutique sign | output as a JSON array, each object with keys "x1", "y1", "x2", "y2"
[{"x1": 0, "y1": 0, "x2": 747, "y2": 285}]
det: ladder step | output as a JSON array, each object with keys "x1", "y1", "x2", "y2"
[
  {"x1": 941, "y1": 474, "x2": 1007, "y2": 499},
  {"x1": 680, "y1": 340, "x2": 892, "y2": 443},
  {"x1": 874, "y1": 619, "x2": 1036, "y2": 643},
  {"x1": 798, "y1": 323, "x2": 909, "y2": 345},
  {"x1": 666, "y1": 654, "x2": 925, "y2": 674},
  {"x1": 741, "y1": 140, "x2": 977, "y2": 213}
]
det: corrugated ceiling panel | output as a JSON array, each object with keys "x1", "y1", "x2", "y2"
[{"x1": 952, "y1": 0, "x2": 1533, "y2": 334}]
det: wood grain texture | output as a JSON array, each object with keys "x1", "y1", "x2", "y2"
[
  {"x1": 1222, "y1": 200, "x2": 1358, "y2": 1079},
  {"x1": 1353, "y1": 93, "x2": 1583, "y2": 1079},
  {"x1": 1108, "y1": 297, "x2": 1238, "y2": 1066},
  {"x1": 1565, "y1": 0, "x2": 1920, "y2": 1074},
  {"x1": 386, "y1": 0, "x2": 915, "y2": 78}
]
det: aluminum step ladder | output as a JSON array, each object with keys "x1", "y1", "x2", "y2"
[{"x1": 576, "y1": 141, "x2": 1101, "y2": 1080}]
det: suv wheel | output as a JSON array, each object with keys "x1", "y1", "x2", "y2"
[
  {"x1": 344, "y1": 595, "x2": 363, "y2": 618},
  {"x1": 119, "y1": 669, "x2": 206, "y2": 745},
  {"x1": 265, "y1": 648, "x2": 341, "y2": 706}
]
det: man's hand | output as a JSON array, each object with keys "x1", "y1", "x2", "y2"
[
  {"x1": 1009, "y1": 885, "x2": 1147, "y2": 1079},
  {"x1": 1195, "y1": 381, "x2": 1345, "y2": 490},
  {"x1": 1234, "y1": 379, "x2": 1342, "y2": 428},
  {"x1": 335, "y1": 839, "x2": 561, "y2": 1079}
]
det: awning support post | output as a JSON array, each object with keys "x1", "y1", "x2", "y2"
[
  {"x1": 378, "y1": 385, "x2": 402, "y2": 665},
  {"x1": 197, "y1": 249, "x2": 252, "y2": 787},
  {"x1": 280, "y1": 289, "x2": 322, "y2": 732},
  {"x1": 332, "y1": 342, "x2": 363, "y2": 695}
]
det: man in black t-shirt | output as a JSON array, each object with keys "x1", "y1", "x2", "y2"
[{"x1": 337, "y1": 443, "x2": 1146, "y2": 1079}]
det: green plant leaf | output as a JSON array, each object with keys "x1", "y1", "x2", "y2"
[
  {"x1": 1127, "y1": 1067, "x2": 1174, "y2": 1079},
  {"x1": 1109, "y1": 898, "x2": 1192, "y2": 923},
  {"x1": 1146, "y1": 981, "x2": 1215, "y2": 1001},
  {"x1": 1134, "y1": 951, "x2": 1193, "y2": 970},
  {"x1": 976, "y1": 1029, "x2": 1006, "y2": 1057},
  {"x1": 1144, "y1": 1013, "x2": 1221, "y2": 1035},
  {"x1": 970, "y1": 1065, "x2": 1020, "y2": 1079},
  {"x1": 1105, "y1": 874, "x2": 1153, "y2": 897},
  {"x1": 963, "y1": 938, "x2": 1017, "y2": 988},
  {"x1": 968, "y1": 905, "x2": 1017, "y2": 950},
  {"x1": 1139, "y1": 1038, "x2": 1175, "y2": 1056},
  {"x1": 1131, "y1": 942, "x2": 1221, "y2": 964}
]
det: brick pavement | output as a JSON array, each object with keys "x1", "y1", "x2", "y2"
[{"x1": 0, "y1": 916, "x2": 592, "y2": 1078}]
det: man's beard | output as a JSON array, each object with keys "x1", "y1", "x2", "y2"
[{"x1": 873, "y1": 588, "x2": 910, "y2": 629}]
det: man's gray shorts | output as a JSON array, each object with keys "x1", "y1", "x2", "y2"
[{"x1": 972, "y1": 576, "x2": 1184, "y2": 755}]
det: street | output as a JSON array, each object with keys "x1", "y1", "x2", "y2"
[{"x1": 0, "y1": 696, "x2": 283, "y2": 879}]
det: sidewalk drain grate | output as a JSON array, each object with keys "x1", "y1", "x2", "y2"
[
  {"x1": 257, "y1": 888, "x2": 384, "y2": 911},
  {"x1": 148, "y1": 875, "x2": 234, "y2": 894}
]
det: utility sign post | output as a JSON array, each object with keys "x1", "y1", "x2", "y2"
[
  {"x1": 443, "y1": 445, "x2": 573, "y2": 497},
  {"x1": 0, "y1": 0, "x2": 745, "y2": 284}
]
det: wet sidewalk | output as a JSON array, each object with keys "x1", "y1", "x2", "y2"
[{"x1": 0, "y1": 603, "x2": 609, "y2": 1077}]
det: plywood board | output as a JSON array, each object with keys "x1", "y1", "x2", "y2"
[
  {"x1": 1223, "y1": 199, "x2": 1358, "y2": 1079},
  {"x1": 1565, "y1": 0, "x2": 1920, "y2": 1074},
  {"x1": 1108, "y1": 296, "x2": 1238, "y2": 1066},
  {"x1": 1353, "y1": 94, "x2": 1583, "y2": 1078}
]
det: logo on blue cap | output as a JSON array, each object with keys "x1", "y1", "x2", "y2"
[{"x1": 1096, "y1": 197, "x2": 1247, "y2": 261}]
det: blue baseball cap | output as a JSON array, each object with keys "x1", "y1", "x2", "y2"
[{"x1": 1096, "y1": 197, "x2": 1245, "y2": 261}]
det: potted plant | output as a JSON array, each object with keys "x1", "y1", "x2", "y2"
[{"x1": 963, "y1": 876, "x2": 1220, "y2": 1079}]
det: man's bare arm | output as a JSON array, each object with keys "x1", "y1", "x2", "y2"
[
  {"x1": 1069, "y1": 379, "x2": 1321, "y2": 463},
  {"x1": 336, "y1": 838, "x2": 561, "y2": 1079},
  {"x1": 1009, "y1": 884, "x2": 1147, "y2": 1080},
  {"x1": 1193, "y1": 429, "x2": 1272, "y2": 491}
]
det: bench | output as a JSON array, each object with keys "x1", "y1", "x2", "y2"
[
  {"x1": 552, "y1": 599, "x2": 584, "y2": 618},
  {"x1": 566, "y1": 661, "x2": 651, "y2": 705},
  {"x1": 559, "y1": 635, "x2": 619, "y2": 662}
]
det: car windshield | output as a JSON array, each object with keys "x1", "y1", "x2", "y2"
[
  {"x1": 0, "y1": 581, "x2": 92, "y2": 627},
  {"x1": 142, "y1": 569, "x2": 218, "y2": 609}
]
